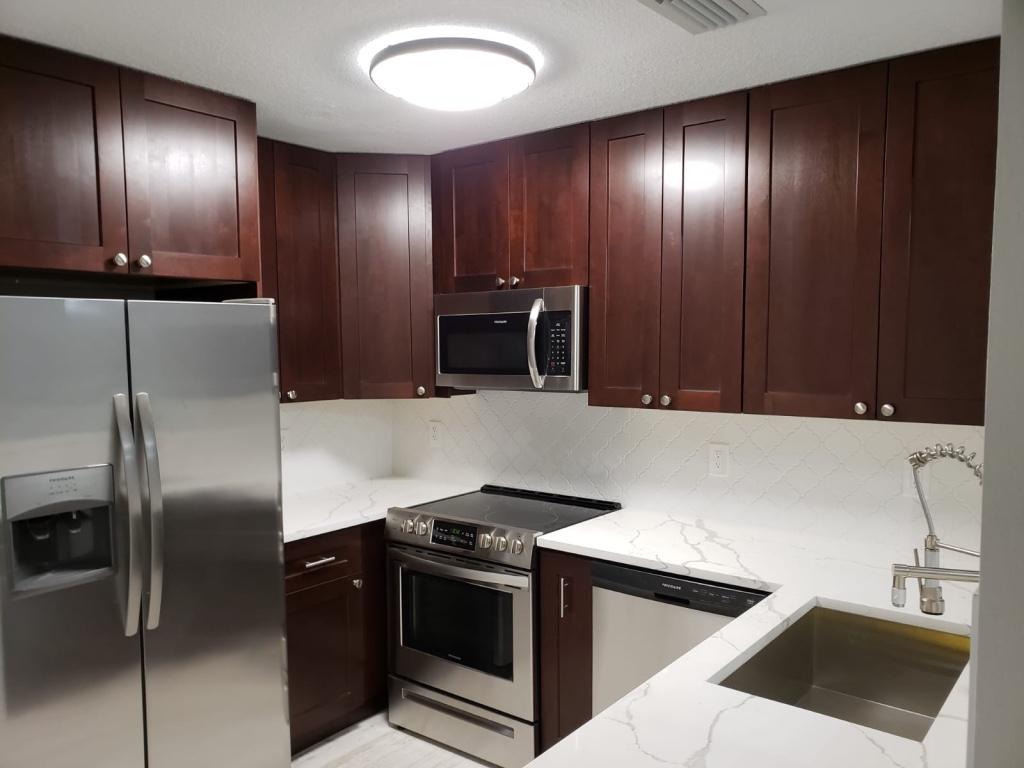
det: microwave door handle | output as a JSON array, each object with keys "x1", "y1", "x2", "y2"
[{"x1": 526, "y1": 297, "x2": 546, "y2": 389}]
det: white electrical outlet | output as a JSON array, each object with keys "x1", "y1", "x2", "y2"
[
  {"x1": 708, "y1": 443, "x2": 730, "y2": 478},
  {"x1": 428, "y1": 420, "x2": 444, "y2": 449}
]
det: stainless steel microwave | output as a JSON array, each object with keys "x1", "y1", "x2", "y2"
[{"x1": 435, "y1": 285, "x2": 587, "y2": 392}]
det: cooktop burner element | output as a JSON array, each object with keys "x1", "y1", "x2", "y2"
[{"x1": 385, "y1": 485, "x2": 621, "y2": 569}]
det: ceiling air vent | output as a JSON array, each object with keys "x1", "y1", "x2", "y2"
[{"x1": 636, "y1": 0, "x2": 767, "y2": 34}]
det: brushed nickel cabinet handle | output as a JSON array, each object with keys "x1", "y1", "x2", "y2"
[
  {"x1": 138, "y1": 254, "x2": 153, "y2": 269},
  {"x1": 113, "y1": 252, "x2": 129, "y2": 267},
  {"x1": 352, "y1": 578, "x2": 363, "y2": 589},
  {"x1": 641, "y1": 394, "x2": 653, "y2": 406},
  {"x1": 853, "y1": 401, "x2": 868, "y2": 416},
  {"x1": 304, "y1": 556, "x2": 336, "y2": 570}
]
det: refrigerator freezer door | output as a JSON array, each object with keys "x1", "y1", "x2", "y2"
[
  {"x1": 0, "y1": 296, "x2": 145, "y2": 768},
  {"x1": 126, "y1": 300, "x2": 289, "y2": 768}
]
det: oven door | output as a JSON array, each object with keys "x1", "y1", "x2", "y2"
[{"x1": 389, "y1": 545, "x2": 535, "y2": 722}]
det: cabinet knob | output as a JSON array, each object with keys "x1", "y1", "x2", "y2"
[
  {"x1": 880, "y1": 403, "x2": 896, "y2": 418},
  {"x1": 510, "y1": 276, "x2": 521, "y2": 288},
  {"x1": 659, "y1": 394, "x2": 672, "y2": 407},
  {"x1": 415, "y1": 385, "x2": 427, "y2": 397},
  {"x1": 352, "y1": 578, "x2": 363, "y2": 590},
  {"x1": 113, "y1": 252, "x2": 129, "y2": 267},
  {"x1": 495, "y1": 276, "x2": 506, "y2": 288},
  {"x1": 138, "y1": 254, "x2": 153, "y2": 269},
  {"x1": 641, "y1": 394, "x2": 653, "y2": 406},
  {"x1": 286, "y1": 390, "x2": 298, "y2": 401},
  {"x1": 853, "y1": 401, "x2": 868, "y2": 416}
]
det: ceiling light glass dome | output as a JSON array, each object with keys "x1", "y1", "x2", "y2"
[{"x1": 368, "y1": 37, "x2": 537, "y2": 111}]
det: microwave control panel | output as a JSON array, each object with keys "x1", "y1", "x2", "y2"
[{"x1": 546, "y1": 311, "x2": 572, "y2": 377}]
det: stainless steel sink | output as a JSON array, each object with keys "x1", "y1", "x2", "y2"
[{"x1": 718, "y1": 607, "x2": 970, "y2": 741}]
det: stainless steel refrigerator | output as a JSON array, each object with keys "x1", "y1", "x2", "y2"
[{"x1": 0, "y1": 296, "x2": 290, "y2": 768}]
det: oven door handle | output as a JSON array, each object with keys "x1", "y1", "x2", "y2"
[
  {"x1": 526, "y1": 297, "x2": 546, "y2": 390},
  {"x1": 394, "y1": 550, "x2": 530, "y2": 591}
]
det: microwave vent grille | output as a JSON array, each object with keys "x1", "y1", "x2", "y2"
[{"x1": 636, "y1": 0, "x2": 766, "y2": 34}]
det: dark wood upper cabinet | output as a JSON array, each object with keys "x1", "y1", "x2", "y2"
[
  {"x1": 659, "y1": 93, "x2": 747, "y2": 413},
  {"x1": 434, "y1": 127, "x2": 591, "y2": 293},
  {"x1": 877, "y1": 40, "x2": 998, "y2": 426},
  {"x1": 337, "y1": 154, "x2": 434, "y2": 399},
  {"x1": 433, "y1": 142, "x2": 510, "y2": 292},
  {"x1": 509, "y1": 125, "x2": 590, "y2": 288},
  {"x1": 0, "y1": 36, "x2": 128, "y2": 274},
  {"x1": 539, "y1": 549, "x2": 594, "y2": 753},
  {"x1": 588, "y1": 110, "x2": 664, "y2": 409},
  {"x1": 259, "y1": 140, "x2": 341, "y2": 403},
  {"x1": 121, "y1": 70, "x2": 259, "y2": 281},
  {"x1": 744, "y1": 64, "x2": 888, "y2": 419}
]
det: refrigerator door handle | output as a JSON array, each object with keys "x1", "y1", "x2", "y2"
[
  {"x1": 136, "y1": 392, "x2": 165, "y2": 631},
  {"x1": 114, "y1": 393, "x2": 144, "y2": 637}
]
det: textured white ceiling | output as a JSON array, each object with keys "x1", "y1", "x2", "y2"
[{"x1": 0, "y1": 0, "x2": 1001, "y2": 154}]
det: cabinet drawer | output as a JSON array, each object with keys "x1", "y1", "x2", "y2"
[{"x1": 285, "y1": 528, "x2": 362, "y2": 591}]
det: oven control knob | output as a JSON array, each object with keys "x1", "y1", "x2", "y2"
[
  {"x1": 495, "y1": 535, "x2": 509, "y2": 553},
  {"x1": 511, "y1": 538, "x2": 524, "y2": 556},
  {"x1": 416, "y1": 520, "x2": 429, "y2": 536},
  {"x1": 479, "y1": 533, "x2": 493, "y2": 550},
  {"x1": 402, "y1": 519, "x2": 415, "y2": 535}
]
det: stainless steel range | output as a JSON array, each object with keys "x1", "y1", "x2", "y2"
[{"x1": 385, "y1": 485, "x2": 620, "y2": 768}]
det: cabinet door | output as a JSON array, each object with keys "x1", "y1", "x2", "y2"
[
  {"x1": 433, "y1": 142, "x2": 510, "y2": 292},
  {"x1": 588, "y1": 110, "x2": 664, "y2": 409},
  {"x1": 509, "y1": 125, "x2": 590, "y2": 288},
  {"x1": 744, "y1": 65, "x2": 887, "y2": 419},
  {"x1": 539, "y1": 550, "x2": 593, "y2": 752},
  {"x1": 121, "y1": 70, "x2": 259, "y2": 280},
  {"x1": 259, "y1": 140, "x2": 341, "y2": 403},
  {"x1": 877, "y1": 40, "x2": 998, "y2": 426},
  {"x1": 659, "y1": 93, "x2": 747, "y2": 413},
  {"x1": 338, "y1": 155, "x2": 434, "y2": 398},
  {"x1": 0, "y1": 36, "x2": 128, "y2": 273},
  {"x1": 286, "y1": 575, "x2": 364, "y2": 753}
]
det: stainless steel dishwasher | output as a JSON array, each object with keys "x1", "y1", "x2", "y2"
[{"x1": 591, "y1": 561, "x2": 769, "y2": 714}]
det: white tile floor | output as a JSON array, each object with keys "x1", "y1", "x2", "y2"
[{"x1": 292, "y1": 713, "x2": 484, "y2": 768}]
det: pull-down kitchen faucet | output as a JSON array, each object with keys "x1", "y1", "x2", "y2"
[{"x1": 891, "y1": 444, "x2": 982, "y2": 615}]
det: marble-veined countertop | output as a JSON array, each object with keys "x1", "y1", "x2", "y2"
[
  {"x1": 281, "y1": 477, "x2": 475, "y2": 543},
  {"x1": 531, "y1": 503, "x2": 977, "y2": 768}
]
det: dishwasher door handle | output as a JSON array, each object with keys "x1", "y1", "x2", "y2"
[{"x1": 559, "y1": 576, "x2": 568, "y2": 619}]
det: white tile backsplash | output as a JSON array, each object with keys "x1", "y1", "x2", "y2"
[
  {"x1": 280, "y1": 392, "x2": 984, "y2": 557},
  {"x1": 280, "y1": 399, "x2": 392, "y2": 491},
  {"x1": 392, "y1": 392, "x2": 985, "y2": 554}
]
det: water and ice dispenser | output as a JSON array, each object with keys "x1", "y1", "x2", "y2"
[{"x1": 2, "y1": 466, "x2": 115, "y2": 594}]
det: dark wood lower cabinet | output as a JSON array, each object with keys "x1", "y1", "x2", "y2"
[
  {"x1": 539, "y1": 550, "x2": 594, "y2": 752},
  {"x1": 285, "y1": 522, "x2": 386, "y2": 754}
]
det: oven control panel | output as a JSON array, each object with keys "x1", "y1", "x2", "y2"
[
  {"x1": 430, "y1": 520, "x2": 477, "y2": 551},
  {"x1": 386, "y1": 509, "x2": 534, "y2": 566}
]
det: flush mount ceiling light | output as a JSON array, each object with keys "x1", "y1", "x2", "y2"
[{"x1": 367, "y1": 36, "x2": 537, "y2": 111}]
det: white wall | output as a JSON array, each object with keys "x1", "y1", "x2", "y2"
[{"x1": 971, "y1": 1, "x2": 1024, "y2": 764}]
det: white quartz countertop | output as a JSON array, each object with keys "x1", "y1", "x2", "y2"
[
  {"x1": 281, "y1": 477, "x2": 475, "y2": 543},
  {"x1": 531, "y1": 504, "x2": 977, "y2": 768}
]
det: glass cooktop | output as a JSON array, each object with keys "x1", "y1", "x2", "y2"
[{"x1": 411, "y1": 485, "x2": 621, "y2": 535}]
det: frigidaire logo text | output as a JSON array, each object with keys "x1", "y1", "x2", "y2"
[
  {"x1": 493, "y1": 319, "x2": 508, "y2": 324},
  {"x1": 49, "y1": 476, "x2": 75, "y2": 483},
  {"x1": 661, "y1": 582, "x2": 682, "y2": 591}
]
